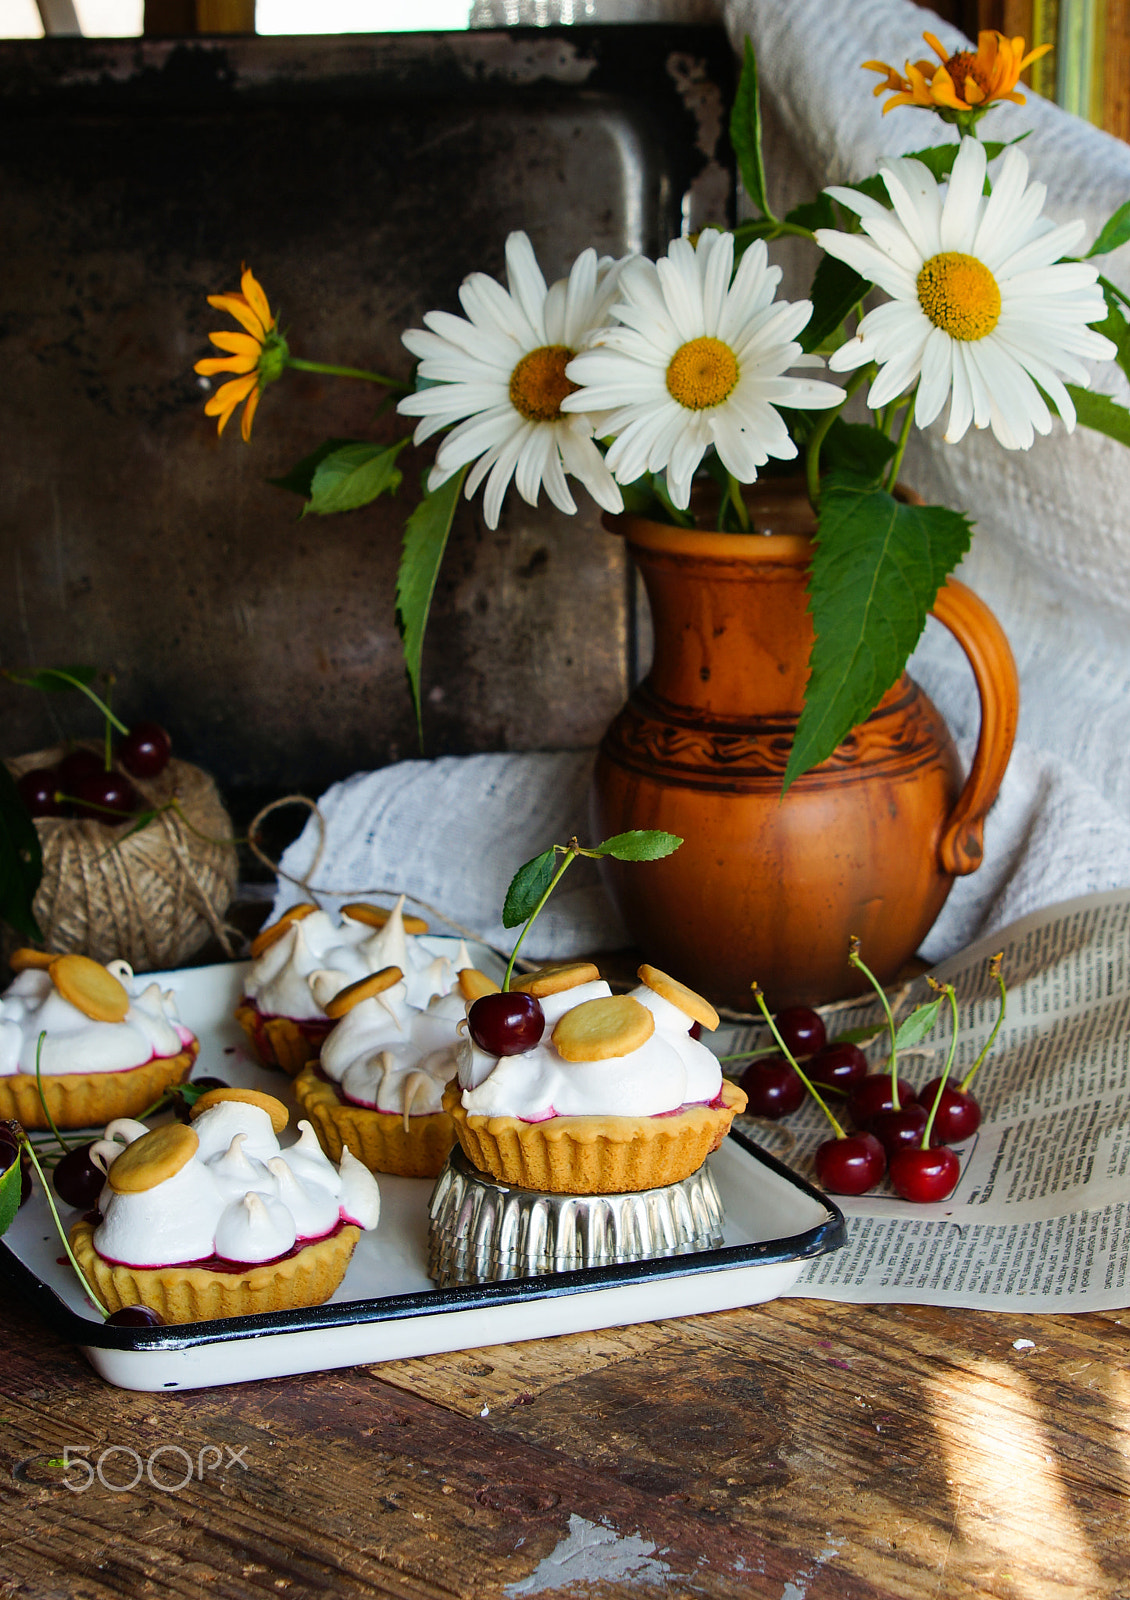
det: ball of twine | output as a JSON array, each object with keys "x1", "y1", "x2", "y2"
[{"x1": 5, "y1": 742, "x2": 239, "y2": 972}]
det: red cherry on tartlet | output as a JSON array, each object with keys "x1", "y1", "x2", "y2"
[
  {"x1": 807, "y1": 1041, "x2": 868, "y2": 1091},
  {"x1": 889, "y1": 1145, "x2": 961, "y2": 1203},
  {"x1": 739, "y1": 1053, "x2": 805, "y2": 1119},
  {"x1": 773, "y1": 1006, "x2": 826, "y2": 1058},
  {"x1": 16, "y1": 766, "x2": 64, "y2": 819},
  {"x1": 468, "y1": 991, "x2": 546, "y2": 1056},
  {"x1": 814, "y1": 1132, "x2": 886, "y2": 1196},
  {"x1": 848, "y1": 1074, "x2": 919, "y2": 1130},
  {"x1": 918, "y1": 1078, "x2": 982, "y2": 1142},
  {"x1": 117, "y1": 721, "x2": 172, "y2": 780}
]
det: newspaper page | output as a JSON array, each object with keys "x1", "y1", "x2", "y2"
[{"x1": 712, "y1": 888, "x2": 1130, "y2": 1312}]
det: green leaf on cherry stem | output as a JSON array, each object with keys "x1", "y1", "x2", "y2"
[
  {"x1": 0, "y1": 1142, "x2": 20, "y2": 1238},
  {"x1": 396, "y1": 465, "x2": 468, "y2": 742},
  {"x1": 303, "y1": 439, "x2": 408, "y2": 518},
  {"x1": 783, "y1": 474, "x2": 973, "y2": 794},
  {"x1": 502, "y1": 850, "x2": 557, "y2": 930},
  {"x1": 0, "y1": 763, "x2": 43, "y2": 942},
  {"x1": 268, "y1": 438, "x2": 356, "y2": 498},
  {"x1": 4, "y1": 664, "x2": 98, "y2": 694},
  {"x1": 892, "y1": 996, "x2": 946, "y2": 1051},
  {"x1": 594, "y1": 830, "x2": 683, "y2": 862}
]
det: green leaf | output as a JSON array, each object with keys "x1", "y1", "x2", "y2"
[
  {"x1": 268, "y1": 438, "x2": 356, "y2": 498},
  {"x1": 396, "y1": 467, "x2": 468, "y2": 738},
  {"x1": 783, "y1": 475, "x2": 974, "y2": 792},
  {"x1": 893, "y1": 996, "x2": 946, "y2": 1050},
  {"x1": 1087, "y1": 201, "x2": 1130, "y2": 258},
  {"x1": 502, "y1": 850, "x2": 557, "y2": 929},
  {"x1": 594, "y1": 830, "x2": 683, "y2": 862},
  {"x1": 784, "y1": 194, "x2": 836, "y2": 233},
  {"x1": 800, "y1": 255, "x2": 871, "y2": 353},
  {"x1": 820, "y1": 420, "x2": 896, "y2": 482},
  {"x1": 0, "y1": 1147, "x2": 20, "y2": 1238},
  {"x1": 1067, "y1": 385, "x2": 1130, "y2": 448},
  {"x1": 303, "y1": 440, "x2": 408, "y2": 518},
  {"x1": 4, "y1": 665, "x2": 98, "y2": 694},
  {"x1": 1089, "y1": 284, "x2": 1130, "y2": 387},
  {"x1": 730, "y1": 38, "x2": 773, "y2": 221},
  {"x1": 0, "y1": 763, "x2": 43, "y2": 942},
  {"x1": 830, "y1": 1024, "x2": 884, "y2": 1046}
]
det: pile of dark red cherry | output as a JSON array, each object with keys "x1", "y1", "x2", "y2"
[
  {"x1": 16, "y1": 723, "x2": 172, "y2": 823},
  {"x1": 739, "y1": 1005, "x2": 981, "y2": 1203}
]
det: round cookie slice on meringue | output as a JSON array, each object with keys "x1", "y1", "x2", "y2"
[
  {"x1": 293, "y1": 963, "x2": 470, "y2": 1179},
  {"x1": 70, "y1": 1087, "x2": 381, "y2": 1323},
  {"x1": 236, "y1": 896, "x2": 470, "y2": 1076}
]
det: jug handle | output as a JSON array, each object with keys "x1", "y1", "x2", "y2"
[{"x1": 930, "y1": 577, "x2": 1019, "y2": 877}]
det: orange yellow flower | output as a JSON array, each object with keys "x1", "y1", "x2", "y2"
[
  {"x1": 194, "y1": 266, "x2": 289, "y2": 441},
  {"x1": 865, "y1": 30, "x2": 1052, "y2": 118}
]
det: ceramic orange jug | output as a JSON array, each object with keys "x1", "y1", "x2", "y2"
[{"x1": 591, "y1": 478, "x2": 1019, "y2": 1010}]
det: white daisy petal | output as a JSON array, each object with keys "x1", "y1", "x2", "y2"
[
  {"x1": 815, "y1": 138, "x2": 1113, "y2": 453},
  {"x1": 404, "y1": 235, "x2": 640, "y2": 523},
  {"x1": 564, "y1": 229, "x2": 839, "y2": 499},
  {"x1": 504, "y1": 233, "x2": 549, "y2": 344},
  {"x1": 939, "y1": 139, "x2": 986, "y2": 253}
]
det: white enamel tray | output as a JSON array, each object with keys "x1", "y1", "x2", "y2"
[{"x1": 0, "y1": 955, "x2": 844, "y2": 1392}]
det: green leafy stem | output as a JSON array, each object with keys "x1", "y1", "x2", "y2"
[{"x1": 500, "y1": 830, "x2": 682, "y2": 991}]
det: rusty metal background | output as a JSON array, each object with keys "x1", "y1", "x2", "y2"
[{"x1": 0, "y1": 26, "x2": 734, "y2": 819}]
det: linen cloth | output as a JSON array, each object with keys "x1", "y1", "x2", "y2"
[{"x1": 273, "y1": 0, "x2": 1130, "y2": 964}]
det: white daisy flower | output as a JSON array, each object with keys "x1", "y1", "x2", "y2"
[
  {"x1": 397, "y1": 232, "x2": 624, "y2": 528},
  {"x1": 815, "y1": 137, "x2": 1117, "y2": 450},
  {"x1": 560, "y1": 229, "x2": 841, "y2": 511}
]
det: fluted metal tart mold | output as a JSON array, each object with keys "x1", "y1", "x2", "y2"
[{"x1": 426, "y1": 1146, "x2": 726, "y2": 1286}]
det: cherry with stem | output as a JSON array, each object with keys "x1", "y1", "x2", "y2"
[
  {"x1": 848, "y1": 935, "x2": 906, "y2": 1111},
  {"x1": 751, "y1": 984, "x2": 885, "y2": 1196},
  {"x1": 470, "y1": 829, "x2": 683, "y2": 1057},
  {"x1": 889, "y1": 979, "x2": 962, "y2": 1203}
]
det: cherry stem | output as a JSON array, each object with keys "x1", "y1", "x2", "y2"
[
  {"x1": 848, "y1": 938, "x2": 903, "y2": 1109},
  {"x1": 502, "y1": 844, "x2": 579, "y2": 992},
  {"x1": 960, "y1": 953, "x2": 1006, "y2": 1092},
  {"x1": 34, "y1": 1031, "x2": 73, "y2": 1153},
  {"x1": 5, "y1": 668, "x2": 130, "y2": 738},
  {"x1": 717, "y1": 1045, "x2": 780, "y2": 1064},
  {"x1": 17, "y1": 1131, "x2": 108, "y2": 1319},
  {"x1": 751, "y1": 986, "x2": 846, "y2": 1138},
  {"x1": 921, "y1": 981, "x2": 959, "y2": 1149}
]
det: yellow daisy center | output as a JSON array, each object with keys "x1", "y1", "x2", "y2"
[
  {"x1": 665, "y1": 336, "x2": 739, "y2": 410},
  {"x1": 916, "y1": 252, "x2": 1001, "y2": 341},
  {"x1": 509, "y1": 345, "x2": 577, "y2": 422}
]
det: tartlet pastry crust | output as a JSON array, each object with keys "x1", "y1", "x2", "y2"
[
  {"x1": 442, "y1": 1077, "x2": 747, "y2": 1194},
  {"x1": 294, "y1": 1064, "x2": 456, "y2": 1179},
  {"x1": 70, "y1": 1218, "x2": 361, "y2": 1324},
  {"x1": 0, "y1": 1040, "x2": 198, "y2": 1131}
]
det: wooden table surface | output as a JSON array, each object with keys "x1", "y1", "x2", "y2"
[{"x1": 1, "y1": 1286, "x2": 1127, "y2": 1599}]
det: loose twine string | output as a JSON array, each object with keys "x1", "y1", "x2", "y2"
[{"x1": 245, "y1": 795, "x2": 518, "y2": 966}]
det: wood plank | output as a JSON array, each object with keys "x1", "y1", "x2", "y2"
[{"x1": 2, "y1": 1286, "x2": 1128, "y2": 1599}]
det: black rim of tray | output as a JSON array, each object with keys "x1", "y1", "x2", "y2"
[{"x1": 0, "y1": 1127, "x2": 845, "y2": 1353}]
